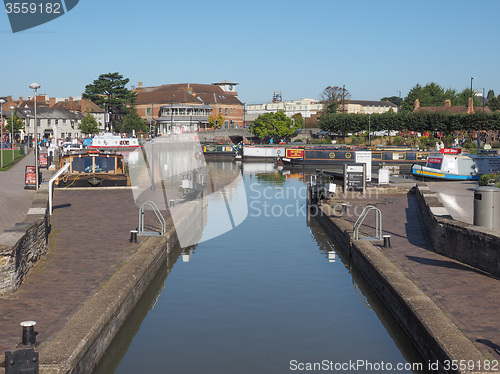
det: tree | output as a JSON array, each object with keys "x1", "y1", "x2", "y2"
[
  {"x1": 120, "y1": 106, "x2": 148, "y2": 134},
  {"x1": 291, "y1": 113, "x2": 304, "y2": 129},
  {"x1": 487, "y1": 95, "x2": 500, "y2": 111},
  {"x1": 78, "y1": 112, "x2": 99, "y2": 135},
  {"x1": 381, "y1": 96, "x2": 403, "y2": 107},
  {"x1": 208, "y1": 113, "x2": 225, "y2": 129},
  {"x1": 401, "y1": 82, "x2": 458, "y2": 112},
  {"x1": 6, "y1": 109, "x2": 25, "y2": 134},
  {"x1": 250, "y1": 111, "x2": 298, "y2": 142},
  {"x1": 83, "y1": 72, "x2": 137, "y2": 131},
  {"x1": 320, "y1": 86, "x2": 350, "y2": 113},
  {"x1": 487, "y1": 89, "x2": 495, "y2": 101}
]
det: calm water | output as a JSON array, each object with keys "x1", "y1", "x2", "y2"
[{"x1": 95, "y1": 161, "x2": 428, "y2": 374}]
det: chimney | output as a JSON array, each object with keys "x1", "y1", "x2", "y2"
[
  {"x1": 19, "y1": 97, "x2": 23, "y2": 102},
  {"x1": 468, "y1": 98, "x2": 474, "y2": 113},
  {"x1": 414, "y1": 99, "x2": 420, "y2": 109},
  {"x1": 138, "y1": 81, "x2": 143, "y2": 88},
  {"x1": 444, "y1": 99, "x2": 451, "y2": 107},
  {"x1": 49, "y1": 97, "x2": 56, "y2": 107},
  {"x1": 69, "y1": 96, "x2": 73, "y2": 102}
]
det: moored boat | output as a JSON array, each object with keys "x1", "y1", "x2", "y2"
[
  {"x1": 278, "y1": 145, "x2": 431, "y2": 166},
  {"x1": 54, "y1": 149, "x2": 130, "y2": 187},
  {"x1": 412, "y1": 149, "x2": 500, "y2": 180},
  {"x1": 87, "y1": 133, "x2": 141, "y2": 149}
]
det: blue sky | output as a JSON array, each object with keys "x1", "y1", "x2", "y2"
[{"x1": 1, "y1": 0, "x2": 499, "y2": 104}]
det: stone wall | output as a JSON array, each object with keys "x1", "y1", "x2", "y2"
[
  {"x1": 415, "y1": 184, "x2": 500, "y2": 278},
  {"x1": 0, "y1": 185, "x2": 50, "y2": 295},
  {"x1": 197, "y1": 129, "x2": 253, "y2": 144}
]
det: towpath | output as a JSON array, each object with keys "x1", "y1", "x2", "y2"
[{"x1": 328, "y1": 184, "x2": 500, "y2": 361}]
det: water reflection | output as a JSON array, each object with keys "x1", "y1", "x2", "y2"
[{"x1": 95, "y1": 163, "x2": 429, "y2": 374}]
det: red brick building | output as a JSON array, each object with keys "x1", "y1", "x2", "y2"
[{"x1": 133, "y1": 81, "x2": 244, "y2": 134}]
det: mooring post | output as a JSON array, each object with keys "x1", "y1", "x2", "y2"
[
  {"x1": 383, "y1": 235, "x2": 391, "y2": 248},
  {"x1": 130, "y1": 230, "x2": 138, "y2": 243},
  {"x1": 20, "y1": 321, "x2": 36, "y2": 346}
]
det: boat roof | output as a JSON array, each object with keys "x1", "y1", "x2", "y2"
[{"x1": 62, "y1": 149, "x2": 123, "y2": 157}]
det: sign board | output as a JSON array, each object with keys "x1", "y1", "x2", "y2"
[
  {"x1": 441, "y1": 148, "x2": 461, "y2": 154},
  {"x1": 25, "y1": 166, "x2": 37, "y2": 188},
  {"x1": 378, "y1": 169, "x2": 390, "y2": 185},
  {"x1": 355, "y1": 151, "x2": 372, "y2": 181},
  {"x1": 344, "y1": 163, "x2": 366, "y2": 193},
  {"x1": 39, "y1": 153, "x2": 48, "y2": 168},
  {"x1": 285, "y1": 148, "x2": 305, "y2": 159}
]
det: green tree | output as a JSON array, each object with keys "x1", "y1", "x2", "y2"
[
  {"x1": 120, "y1": 106, "x2": 148, "y2": 134},
  {"x1": 291, "y1": 113, "x2": 304, "y2": 129},
  {"x1": 401, "y1": 82, "x2": 457, "y2": 112},
  {"x1": 487, "y1": 95, "x2": 500, "y2": 111},
  {"x1": 208, "y1": 113, "x2": 225, "y2": 129},
  {"x1": 250, "y1": 111, "x2": 298, "y2": 142},
  {"x1": 487, "y1": 89, "x2": 495, "y2": 101},
  {"x1": 78, "y1": 112, "x2": 100, "y2": 135},
  {"x1": 6, "y1": 109, "x2": 25, "y2": 134},
  {"x1": 83, "y1": 72, "x2": 137, "y2": 131},
  {"x1": 381, "y1": 96, "x2": 403, "y2": 107},
  {"x1": 455, "y1": 88, "x2": 482, "y2": 107}
]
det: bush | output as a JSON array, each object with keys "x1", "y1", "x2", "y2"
[
  {"x1": 479, "y1": 173, "x2": 500, "y2": 186},
  {"x1": 391, "y1": 136, "x2": 403, "y2": 146}
]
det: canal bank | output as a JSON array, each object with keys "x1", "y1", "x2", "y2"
[
  {"x1": 313, "y1": 183, "x2": 500, "y2": 373},
  {"x1": 0, "y1": 186, "x2": 203, "y2": 374}
]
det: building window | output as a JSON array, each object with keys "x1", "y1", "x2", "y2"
[
  {"x1": 55, "y1": 119, "x2": 58, "y2": 125},
  {"x1": 47, "y1": 119, "x2": 51, "y2": 125},
  {"x1": 63, "y1": 119, "x2": 67, "y2": 124},
  {"x1": 146, "y1": 108, "x2": 151, "y2": 116},
  {"x1": 225, "y1": 108, "x2": 228, "y2": 116},
  {"x1": 219, "y1": 108, "x2": 222, "y2": 114}
]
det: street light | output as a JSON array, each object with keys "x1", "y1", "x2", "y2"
[
  {"x1": 397, "y1": 90, "x2": 401, "y2": 113},
  {"x1": 0, "y1": 98, "x2": 5, "y2": 168},
  {"x1": 10, "y1": 106, "x2": 15, "y2": 160},
  {"x1": 470, "y1": 77, "x2": 475, "y2": 103},
  {"x1": 29, "y1": 82, "x2": 41, "y2": 190},
  {"x1": 368, "y1": 112, "x2": 372, "y2": 146}
]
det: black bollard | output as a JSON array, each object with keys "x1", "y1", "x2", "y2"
[
  {"x1": 20, "y1": 321, "x2": 36, "y2": 346},
  {"x1": 383, "y1": 235, "x2": 391, "y2": 248},
  {"x1": 169, "y1": 199, "x2": 175, "y2": 208},
  {"x1": 341, "y1": 203, "x2": 347, "y2": 213},
  {"x1": 130, "y1": 230, "x2": 138, "y2": 243}
]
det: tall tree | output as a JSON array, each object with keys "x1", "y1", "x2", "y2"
[
  {"x1": 78, "y1": 112, "x2": 100, "y2": 135},
  {"x1": 320, "y1": 86, "x2": 350, "y2": 113},
  {"x1": 381, "y1": 96, "x2": 403, "y2": 107},
  {"x1": 250, "y1": 111, "x2": 298, "y2": 142},
  {"x1": 120, "y1": 106, "x2": 148, "y2": 134},
  {"x1": 6, "y1": 109, "x2": 25, "y2": 134},
  {"x1": 208, "y1": 113, "x2": 225, "y2": 129},
  {"x1": 401, "y1": 82, "x2": 456, "y2": 111},
  {"x1": 82, "y1": 72, "x2": 137, "y2": 131}
]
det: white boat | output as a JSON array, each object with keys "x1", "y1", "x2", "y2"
[
  {"x1": 88, "y1": 133, "x2": 141, "y2": 149},
  {"x1": 412, "y1": 149, "x2": 500, "y2": 180}
]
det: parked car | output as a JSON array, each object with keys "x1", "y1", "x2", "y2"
[{"x1": 316, "y1": 130, "x2": 331, "y2": 137}]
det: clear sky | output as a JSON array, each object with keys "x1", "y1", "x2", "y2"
[{"x1": 1, "y1": 0, "x2": 499, "y2": 104}]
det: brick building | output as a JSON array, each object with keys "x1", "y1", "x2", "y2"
[{"x1": 133, "y1": 81, "x2": 244, "y2": 135}]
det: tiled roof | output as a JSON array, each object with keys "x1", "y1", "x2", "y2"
[
  {"x1": 17, "y1": 107, "x2": 83, "y2": 120},
  {"x1": 348, "y1": 100, "x2": 397, "y2": 107},
  {"x1": 135, "y1": 83, "x2": 243, "y2": 106},
  {"x1": 51, "y1": 99, "x2": 105, "y2": 113}
]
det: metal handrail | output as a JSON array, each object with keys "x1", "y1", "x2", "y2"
[
  {"x1": 353, "y1": 205, "x2": 382, "y2": 240},
  {"x1": 138, "y1": 201, "x2": 166, "y2": 236}
]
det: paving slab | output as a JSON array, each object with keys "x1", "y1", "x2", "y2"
[{"x1": 328, "y1": 189, "x2": 500, "y2": 361}]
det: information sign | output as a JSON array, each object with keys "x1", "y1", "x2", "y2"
[
  {"x1": 355, "y1": 151, "x2": 372, "y2": 181},
  {"x1": 344, "y1": 163, "x2": 365, "y2": 192},
  {"x1": 25, "y1": 166, "x2": 37, "y2": 188}
]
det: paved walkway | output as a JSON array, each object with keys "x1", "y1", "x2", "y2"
[
  {"x1": 332, "y1": 189, "x2": 500, "y2": 361},
  {"x1": 0, "y1": 189, "x2": 150, "y2": 354},
  {"x1": 0, "y1": 152, "x2": 37, "y2": 233},
  {"x1": 426, "y1": 181, "x2": 477, "y2": 224}
]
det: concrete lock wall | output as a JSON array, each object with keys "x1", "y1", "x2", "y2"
[
  {"x1": 0, "y1": 185, "x2": 51, "y2": 295},
  {"x1": 314, "y1": 205, "x2": 486, "y2": 373},
  {"x1": 416, "y1": 184, "x2": 500, "y2": 278}
]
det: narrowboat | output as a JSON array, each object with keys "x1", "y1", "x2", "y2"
[
  {"x1": 202, "y1": 144, "x2": 242, "y2": 158},
  {"x1": 412, "y1": 149, "x2": 500, "y2": 180},
  {"x1": 54, "y1": 149, "x2": 130, "y2": 187},
  {"x1": 87, "y1": 133, "x2": 141, "y2": 149},
  {"x1": 280, "y1": 145, "x2": 431, "y2": 166}
]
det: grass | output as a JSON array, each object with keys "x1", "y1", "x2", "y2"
[{"x1": 0, "y1": 149, "x2": 25, "y2": 171}]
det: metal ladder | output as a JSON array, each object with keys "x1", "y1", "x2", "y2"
[
  {"x1": 138, "y1": 201, "x2": 166, "y2": 236},
  {"x1": 353, "y1": 205, "x2": 382, "y2": 241}
]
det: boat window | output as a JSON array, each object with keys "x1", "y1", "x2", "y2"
[
  {"x1": 71, "y1": 157, "x2": 93, "y2": 173},
  {"x1": 427, "y1": 157, "x2": 443, "y2": 170},
  {"x1": 94, "y1": 156, "x2": 115, "y2": 173}
]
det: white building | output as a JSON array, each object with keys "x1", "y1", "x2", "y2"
[{"x1": 246, "y1": 98, "x2": 323, "y2": 119}]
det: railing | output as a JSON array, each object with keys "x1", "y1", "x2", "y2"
[
  {"x1": 138, "y1": 201, "x2": 166, "y2": 236},
  {"x1": 353, "y1": 205, "x2": 382, "y2": 241}
]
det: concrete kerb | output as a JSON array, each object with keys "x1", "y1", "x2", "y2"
[{"x1": 315, "y1": 203, "x2": 487, "y2": 373}]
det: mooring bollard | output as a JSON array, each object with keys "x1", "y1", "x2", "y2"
[
  {"x1": 130, "y1": 230, "x2": 138, "y2": 243},
  {"x1": 383, "y1": 235, "x2": 391, "y2": 248},
  {"x1": 341, "y1": 203, "x2": 347, "y2": 213},
  {"x1": 169, "y1": 199, "x2": 175, "y2": 208},
  {"x1": 20, "y1": 321, "x2": 36, "y2": 346}
]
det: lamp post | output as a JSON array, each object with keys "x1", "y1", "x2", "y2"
[
  {"x1": 368, "y1": 112, "x2": 372, "y2": 146},
  {"x1": 397, "y1": 90, "x2": 401, "y2": 113},
  {"x1": 0, "y1": 98, "x2": 5, "y2": 168},
  {"x1": 29, "y1": 82, "x2": 41, "y2": 190},
  {"x1": 10, "y1": 106, "x2": 15, "y2": 160}
]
